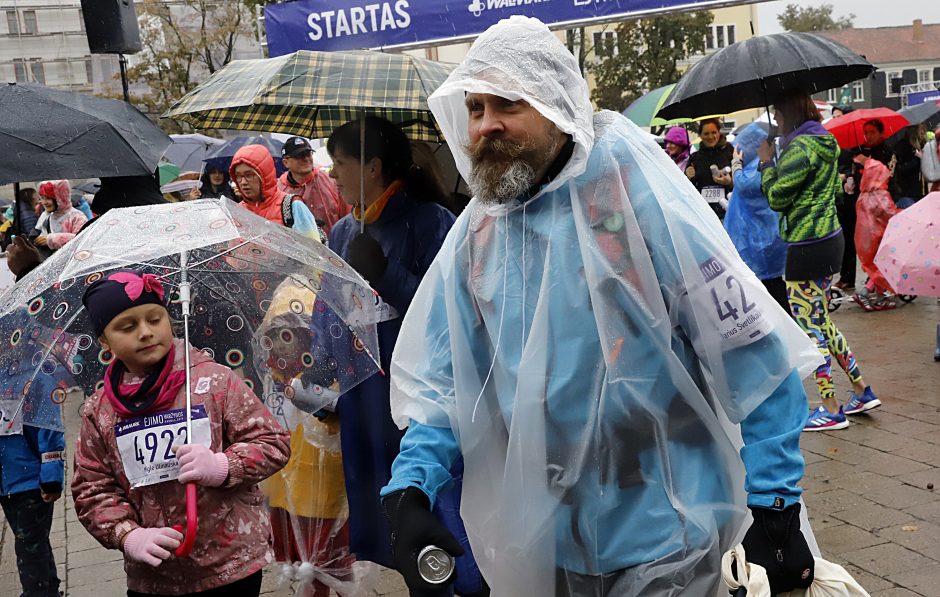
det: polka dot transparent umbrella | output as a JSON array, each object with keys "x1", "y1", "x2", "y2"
[{"x1": 0, "y1": 198, "x2": 394, "y2": 434}]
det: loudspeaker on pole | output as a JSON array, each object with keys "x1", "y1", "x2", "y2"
[{"x1": 80, "y1": 0, "x2": 142, "y2": 55}]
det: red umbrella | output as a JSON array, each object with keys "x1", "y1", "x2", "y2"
[{"x1": 824, "y1": 108, "x2": 910, "y2": 149}]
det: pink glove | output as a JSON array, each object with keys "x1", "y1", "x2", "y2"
[
  {"x1": 122, "y1": 527, "x2": 183, "y2": 567},
  {"x1": 175, "y1": 444, "x2": 229, "y2": 487}
]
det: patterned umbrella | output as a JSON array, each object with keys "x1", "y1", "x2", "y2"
[
  {"x1": 163, "y1": 50, "x2": 454, "y2": 142},
  {"x1": 874, "y1": 192, "x2": 940, "y2": 297},
  {"x1": 0, "y1": 199, "x2": 394, "y2": 433}
]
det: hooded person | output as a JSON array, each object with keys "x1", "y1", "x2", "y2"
[
  {"x1": 379, "y1": 16, "x2": 825, "y2": 597},
  {"x1": 725, "y1": 123, "x2": 789, "y2": 311},
  {"x1": 229, "y1": 144, "x2": 321, "y2": 241},
  {"x1": 853, "y1": 159, "x2": 900, "y2": 309},
  {"x1": 254, "y1": 280, "x2": 359, "y2": 597},
  {"x1": 32, "y1": 180, "x2": 88, "y2": 251},
  {"x1": 663, "y1": 126, "x2": 691, "y2": 171}
]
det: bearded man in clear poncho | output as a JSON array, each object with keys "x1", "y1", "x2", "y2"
[{"x1": 380, "y1": 16, "x2": 824, "y2": 597}]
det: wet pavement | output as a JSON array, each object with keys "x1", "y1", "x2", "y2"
[{"x1": 2, "y1": 292, "x2": 938, "y2": 596}]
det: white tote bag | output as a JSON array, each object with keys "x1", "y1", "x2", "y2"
[
  {"x1": 722, "y1": 544, "x2": 871, "y2": 597},
  {"x1": 922, "y1": 139, "x2": 940, "y2": 183}
]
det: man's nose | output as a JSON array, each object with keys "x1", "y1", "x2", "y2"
[{"x1": 478, "y1": 109, "x2": 505, "y2": 138}]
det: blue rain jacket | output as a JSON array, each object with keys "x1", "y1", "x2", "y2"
[
  {"x1": 724, "y1": 124, "x2": 787, "y2": 280},
  {"x1": 1, "y1": 364, "x2": 66, "y2": 496},
  {"x1": 381, "y1": 118, "x2": 809, "y2": 576}
]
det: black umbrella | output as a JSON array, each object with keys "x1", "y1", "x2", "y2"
[
  {"x1": 658, "y1": 32, "x2": 874, "y2": 120},
  {"x1": 897, "y1": 101, "x2": 940, "y2": 126},
  {"x1": 0, "y1": 82, "x2": 171, "y2": 185}
]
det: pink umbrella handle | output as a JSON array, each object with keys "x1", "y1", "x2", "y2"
[{"x1": 173, "y1": 483, "x2": 198, "y2": 558}]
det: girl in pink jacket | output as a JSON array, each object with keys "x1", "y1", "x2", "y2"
[
  {"x1": 71, "y1": 269, "x2": 290, "y2": 596},
  {"x1": 32, "y1": 180, "x2": 87, "y2": 250}
]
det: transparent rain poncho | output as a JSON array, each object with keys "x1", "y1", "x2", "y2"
[
  {"x1": 389, "y1": 16, "x2": 823, "y2": 596},
  {"x1": 255, "y1": 280, "x2": 374, "y2": 596}
]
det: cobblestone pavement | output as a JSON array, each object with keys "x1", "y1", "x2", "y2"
[{"x1": 2, "y1": 295, "x2": 938, "y2": 596}]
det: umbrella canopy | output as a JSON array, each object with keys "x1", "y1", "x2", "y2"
[
  {"x1": 203, "y1": 135, "x2": 287, "y2": 176},
  {"x1": 623, "y1": 84, "x2": 725, "y2": 128},
  {"x1": 897, "y1": 101, "x2": 940, "y2": 127},
  {"x1": 164, "y1": 50, "x2": 454, "y2": 143},
  {"x1": 0, "y1": 199, "x2": 394, "y2": 431},
  {"x1": 823, "y1": 108, "x2": 910, "y2": 149},
  {"x1": 874, "y1": 191, "x2": 940, "y2": 297},
  {"x1": 0, "y1": 82, "x2": 172, "y2": 185},
  {"x1": 163, "y1": 133, "x2": 225, "y2": 172},
  {"x1": 658, "y1": 32, "x2": 874, "y2": 121}
]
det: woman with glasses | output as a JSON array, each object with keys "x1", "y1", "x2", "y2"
[{"x1": 229, "y1": 144, "x2": 320, "y2": 240}]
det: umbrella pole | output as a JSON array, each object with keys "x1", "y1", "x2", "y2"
[
  {"x1": 175, "y1": 250, "x2": 198, "y2": 558},
  {"x1": 360, "y1": 113, "x2": 366, "y2": 234}
]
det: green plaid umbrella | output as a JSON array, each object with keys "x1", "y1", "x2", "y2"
[{"x1": 163, "y1": 50, "x2": 454, "y2": 142}]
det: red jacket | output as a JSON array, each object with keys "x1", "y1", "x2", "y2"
[
  {"x1": 277, "y1": 169, "x2": 349, "y2": 234},
  {"x1": 71, "y1": 342, "x2": 290, "y2": 594},
  {"x1": 229, "y1": 144, "x2": 289, "y2": 225}
]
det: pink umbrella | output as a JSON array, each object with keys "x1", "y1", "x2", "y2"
[{"x1": 874, "y1": 192, "x2": 940, "y2": 297}]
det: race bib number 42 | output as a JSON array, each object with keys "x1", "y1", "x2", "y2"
[
  {"x1": 697, "y1": 256, "x2": 774, "y2": 349},
  {"x1": 115, "y1": 405, "x2": 212, "y2": 488}
]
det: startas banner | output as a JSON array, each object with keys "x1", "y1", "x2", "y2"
[{"x1": 264, "y1": 0, "x2": 751, "y2": 56}]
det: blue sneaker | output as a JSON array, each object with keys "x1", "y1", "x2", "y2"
[
  {"x1": 844, "y1": 387, "x2": 882, "y2": 415},
  {"x1": 804, "y1": 405, "x2": 849, "y2": 432}
]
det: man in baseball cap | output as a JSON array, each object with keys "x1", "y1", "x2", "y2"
[{"x1": 277, "y1": 136, "x2": 348, "y2": 235}]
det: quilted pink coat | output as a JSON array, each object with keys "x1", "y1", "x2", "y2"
[
  {"x1": 72, "y1": 341, "x2": 290, "y2": 595},
  {"x1": 35, "y1": 179, "x2": 87, "y2": 249}
]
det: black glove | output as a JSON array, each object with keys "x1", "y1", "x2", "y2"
[
  {"x1": 346, "y1": 233, "x2": 388, "y2": 286},
  {"x1": 742, "y1": 504, "x2": 814, "y2": 595},
  {"x1": 383, "y1": 487, "x2": 464, "y2": 594}
]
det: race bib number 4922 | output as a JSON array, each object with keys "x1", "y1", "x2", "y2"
[
  {"x1": 115, "y1": 405, "x2": 211, "y2": 488},
  {"x1": 696, "y1": 256, "x2": 774, "y2": 349}
]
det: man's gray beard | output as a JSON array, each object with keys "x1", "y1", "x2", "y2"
[{"x1": 467, "y1": 158, "x2": 536, "y2": 205}]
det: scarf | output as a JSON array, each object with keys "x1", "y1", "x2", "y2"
[
  {"x1": 103, "y1": 343, "x2": 186, "y2": 417},
  {"x1": 352, "y1": 180, "x2": 403, "y2": 225}
]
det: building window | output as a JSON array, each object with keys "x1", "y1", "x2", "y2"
[
  {"x1": 6, "y1": 10, "x2": 19, "y2": 35},
  {"x1": 827, "y1": 88, "x2": 839, "y2": 103},
  {"x1": 853, "y1": 80, "x2": 864, "y2": 102},
  {"x1": 13, "y1": 59, "x2": 28, "y2": 82},
  {"x1": 592, "y1": 31, "x2": 616, "y2": 58},
  {"x1": 885, "y1": 70, "x2": 903, "y2": 97},
  {"x1": 918, "y1": 68, "x2": 933, "y2": 83},
  {"x1": 85, "y1": 58, "x2": 94, "y2": 84},
  {"x1": 30, "y1": 60, "x2": 45, "y2": 84},
  {"x1": 23, "y1": 10, "x2": 37, "y2": 35},
  {"x1": 706, "y1": 25, "x2": 736, "y2": 51}
]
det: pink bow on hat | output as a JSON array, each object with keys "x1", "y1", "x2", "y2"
[{"x1": 108, "y1": 272, "x2": 166, "y2": 302}]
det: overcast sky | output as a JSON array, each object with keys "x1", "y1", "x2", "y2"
[{"x1": 756, "y1": 0, "x2": 940, "y2": 35}]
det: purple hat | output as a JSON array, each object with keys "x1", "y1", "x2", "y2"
[
  {"x1": 82, "y1": 269, "x2": 167, "y2": 336},
  {"x1": 664, "y1": 127, "x2": 690, "y2": 147}
]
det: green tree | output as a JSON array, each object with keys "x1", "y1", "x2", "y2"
[
  {"x1": 777, "y1": 4, "x2": 855, "y2": 32},
  {"x1": 588, "y1": 12, "x2": 713, "y2": 113},
  {"x1": 125, "y1": 0, "x2": 255, "y2": 131}
]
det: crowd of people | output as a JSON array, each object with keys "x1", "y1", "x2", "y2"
[{"x1": 1, "y1": 14, "x2": 935, "y2": 597}]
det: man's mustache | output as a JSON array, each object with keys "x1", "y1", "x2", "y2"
[{"x1": 465, "y1": 137, "x2": 529, "y2": 163}]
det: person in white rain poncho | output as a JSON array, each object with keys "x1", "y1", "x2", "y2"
[{"x1": 380, "y1": 16, "x2": 824, "y2": 597}]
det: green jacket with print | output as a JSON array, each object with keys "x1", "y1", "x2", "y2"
[{"x1": 761, "y1": 133, "x2": 841, "y2": 243}]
